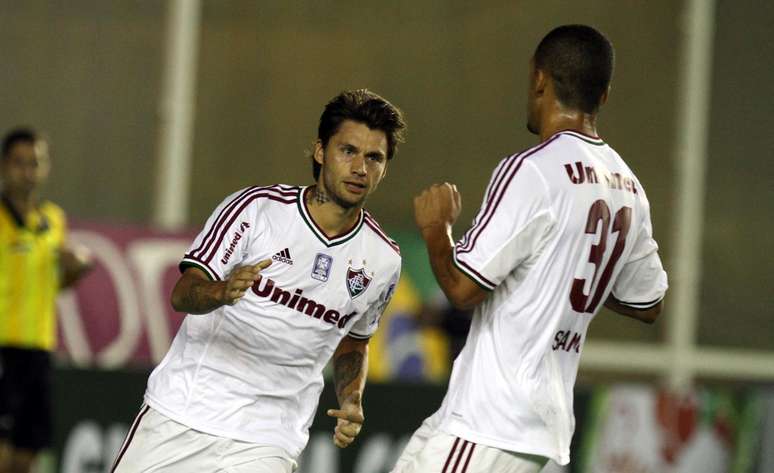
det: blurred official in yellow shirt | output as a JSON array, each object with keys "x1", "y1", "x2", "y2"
[{"x1": 0, "y1": 127, "x2": 92, "y2": 473}]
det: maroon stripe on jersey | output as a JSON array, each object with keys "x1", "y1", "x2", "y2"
[
  {"x1": 202, "y1": 193, "x2": 297, "y2": 264},
  {"x1": 456, "y1": 154, "x2": 519, "y2": 253},
  {"x1": 363, "y1": 213, "x2": 398, "y2": 246},
  {"x1": 483, "y1": 158, "x2": 512, "y2": 203},
  {"x1": 271, "y1": 183, "x2": 302, "y2": 193},
  {"x1": 191, "y1": 185, "x2": 298, "y2": 259},
  {"x1": 460, "y1": 443, "x2": 476, "y2": 473},
  {"x1": 264, "y1": 195, "x2": 298, "y2": 204},
  {"x1": 363, "y1": 211, "x2": 398, "y2": 244},
  {"x1": 457, "y1": 135, "x2": 559, "y2": 256},
  {"x1": 454, "y1": 256, "x2": 496, "y2": 289},
  {"x1": 456, "y1": 141, "x2": 551, "y2": 254},
  {"x1": 456, "y1": 151, "x2": 527, "y2": 254},
  {"x1": 560, "y1": 129, "x2": 601, "y2": 139},
  {"x1": 442, "y1": 437, "x2": 461, "y2": 473},
  {"x1": 454, "y1": 153, "x2": 526, "y2": 255},
  {"x1": 202, "y1": 192, "x2": 297, "y2": 264},
  {"x1": 189, "y1": 186, "x2": 257, "y2": 258},
  {"x1": 181, "y1": 254, "x2": 221, "y2": 281},
  {"x1": 195, "y1": 185, "x2": 298, "y2": 263},
  {"x1": 110, "y1": 405, "x2": 150, "y2": 472},
  {"x1": 364, "y1": 217, "x2": 400, "y2": 255},
  {"x1": 451, "y1": 441, "x2": 469, "y2": 473}
]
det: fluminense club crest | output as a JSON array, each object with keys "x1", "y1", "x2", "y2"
[{"x1": 346, "y1": 266, "x2": 372, "y2": 299}]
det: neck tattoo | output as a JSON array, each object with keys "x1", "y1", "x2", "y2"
[{"x1": 309, "y1": 186, "x2": 331, "y2": 205}]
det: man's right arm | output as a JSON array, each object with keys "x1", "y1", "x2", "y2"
[
  {"x1": 604, "y1": 296, "x2": 663, "y2": 324},
  {"x1": 605, "y1": 197, "x2": 668, "y2": 325},
  {"x1": 170, "y1": 260, "x2": 271, "y2": 314}
]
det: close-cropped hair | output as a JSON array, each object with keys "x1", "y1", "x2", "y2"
[{"x1": 534, "y1": 25, "x2": 615, "y2": 114}]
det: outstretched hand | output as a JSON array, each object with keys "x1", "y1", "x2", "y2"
[
  {"x1": 326, "y1": 391, "x2": 364, "y2": 448},
  {"x1": 221, "y1": 259, "x2": 272, "y2": 305}
]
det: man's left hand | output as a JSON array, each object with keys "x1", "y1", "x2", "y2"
[{"x1": 326, "y1": 391, "x2": 364, "y2": 448}]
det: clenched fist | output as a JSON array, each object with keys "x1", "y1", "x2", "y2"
[{"x1": 413, "y1": 183, "x2": 462, "y2": 238}]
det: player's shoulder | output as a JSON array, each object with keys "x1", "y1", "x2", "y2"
[
  {"x1": 362, "y1": 209, "x2": 401, "y2": 261},
  {"x1": 495, "y1": 134, "x2": 567, "y2": 176},
  {"x1": 489, "y1": 139, "x2": 556, "y2": 192},
  {"x1": 39, "y1": 200, "x2": 66, "y2": 225},
  {"x1": 220, "y1": 184, "x2": 301, "y2": 211},
  {"x1": 502, "y1": 131, "x2": 615, "y2": 184},
  {"x1": 529, "y1": 130, "x2": 607, "y2": 161}
]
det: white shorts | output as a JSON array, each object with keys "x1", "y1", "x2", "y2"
[
  {"x1": 391, "y1": 419, "x2": 547, "y2": 473},
  {"x1": 111, "y1": 405, "x2": 297, "y2": 473}
]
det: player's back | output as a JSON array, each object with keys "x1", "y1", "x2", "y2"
[
  {"x1": 520, "y1": 131, "x2": 658, "y2": 377},
  {"x1": 441, "y1": 130, "x2": 667, "y2": 464}
]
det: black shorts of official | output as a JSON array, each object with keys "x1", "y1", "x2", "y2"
[{"x1": 0, "y1": 347, "x2": 53, "y2": 451}]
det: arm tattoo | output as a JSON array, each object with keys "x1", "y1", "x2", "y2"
[
  {"x1": 180, "y1": 278, "x2": 223, "y2": 314},
  {"x1": 333, "y1": 351, "x2": 364, "y2": 401}
]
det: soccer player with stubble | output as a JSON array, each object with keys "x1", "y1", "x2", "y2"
[
  {"x1": 112, "y1": 90, "x2": 405, "y2": 472},
  {"x1": 393, "y1": 25, "x2": 668, "y2": 472}
]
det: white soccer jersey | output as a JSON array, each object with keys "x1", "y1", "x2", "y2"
[
  {"x1": 144, "y1": 185, "x2": 401, "y2": 458},
  {"x1": 430, "y1": 130, "x2": 668, "y2": 465}
]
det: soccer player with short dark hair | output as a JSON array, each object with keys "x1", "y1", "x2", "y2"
[
  {"x1": 112, "y1": 90, "x2": 405, "y2": 472},
  {"x1": 392, "y1": 25, "x2": 667, "y2": 472}
]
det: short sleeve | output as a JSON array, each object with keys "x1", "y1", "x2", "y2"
[
  {"x1": 348, "y1": 266, "x2": 401, "y2": 340},
  {"x1": 52, "y1": 205, "x2": 67, "y2": 248},
  {"x1": 42, "y1": 201, "x2": 67, "y2": 248},
  {"x1": 180, "y1": 188, "x2": 259, "y2": 281},
  {"x1": 611, "y1": 211, "x2": 668, "y2": 309},
  {"x1": 453, "y1": 159, "x2": 554, "y2": 290}
]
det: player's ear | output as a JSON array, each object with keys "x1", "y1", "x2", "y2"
[
  {"x1": 534, "y1": 68, "x2": 548, "y2": 97},
  {"x1": 313, "y1": 140, "x2": 325, "y2": 166}
]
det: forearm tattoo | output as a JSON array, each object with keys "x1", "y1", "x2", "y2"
[
  {"x1": 333, "y1": 351, "x2": 364, "y2": 401},
  {"x1": 308, "y1": 185, "x2": 331, "y2": 205},
  {"x1": 181, "y1": 278, "x2": 222, "y2": 313}
]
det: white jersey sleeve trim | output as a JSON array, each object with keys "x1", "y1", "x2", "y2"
[
  {"x1": 609, "y1": 294, "x2": 664, "y2": 310},
  {"x1": 452, "y1": 251, "x2": 496, "y2": 291},
  {"x1": 346, "y1": 332, "x2": 372, "y2": 340},
  {"x1": 180, "y1": 255, "x2": 221, "y2": 281}
]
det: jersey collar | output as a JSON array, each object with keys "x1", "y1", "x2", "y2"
[
  {"x1": 555, "y1": 130, "x2": 606, "y2": 146},
  {"x1": 297, "y1": 186, "x2": 364, "y2": 247},
  {"x1": 0, "y1": 194, "x2": 49, "y2": 232}
]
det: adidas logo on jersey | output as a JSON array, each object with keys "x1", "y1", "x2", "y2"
[{"x1": 272, "y1": 248, "x2": 293, "y2": 265}]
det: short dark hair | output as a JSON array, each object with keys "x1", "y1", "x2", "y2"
[
  {"x1": 313, "y1": 89, "x2": 406, "y2": 180},
  {"x1": 534, "y1": 25, "x2": 614, "y2": 114},
  {"x1": 2, "y1": 127, "x2": 40, "y2": 159}
]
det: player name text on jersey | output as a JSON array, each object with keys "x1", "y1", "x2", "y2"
[
  {"x1": 552, "y1": 329, "x2": 582, "y2": 354},
  {"x1": 564, "y1": 161, "x2": 638, "y2": 194}
]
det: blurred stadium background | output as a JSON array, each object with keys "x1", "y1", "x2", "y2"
[{"x1": 1, "y1": 0, "x2": 773, "y2": 472}]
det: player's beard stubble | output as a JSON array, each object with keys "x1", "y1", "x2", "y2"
[
  {"x1": 316, "y1": 174, "x2": 363, "y2": 211},
  {"x1": 316, "y1": 156, "x2": 371, "y2": 211}
]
